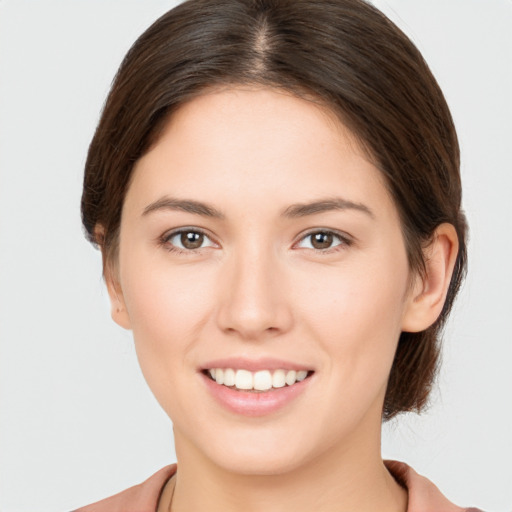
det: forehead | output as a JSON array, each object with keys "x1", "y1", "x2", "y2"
[
  {"x1": 164, "y1": 86, "x2": 362, "y2": 161},
  {"x1": 126, "y1": 87, "x2": 394, "y2": 220}
]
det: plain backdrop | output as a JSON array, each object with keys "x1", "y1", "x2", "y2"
[{"x1": 0, "y1": 1, "x2": 511, "y2": 511}]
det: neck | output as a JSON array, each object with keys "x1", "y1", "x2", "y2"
[{"x1": 167, "y1": 425, "x2": 407, "y2": 512}]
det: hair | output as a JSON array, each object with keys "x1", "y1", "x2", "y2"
[{"x1": 81, "y1": 0, "x2": 467, "y2": 420}]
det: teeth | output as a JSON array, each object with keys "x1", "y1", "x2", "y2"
[
  {"x1": 254, "y1": 370, "x2": 272, "y2": 391},
  {"x1": 235, "y1": 369, "x2": 253, "y2": 390},
  {"x1": 296, "y1": 370, "x2": 308, "y2": 382},
  {"x1": 223, "y1": 368, "x2": 236, "y2": 387},
  {"x1": 209, "y1": 368, "x2": 310, "y2": 391},
  {"x1": 272, "y1": 369, "x2": 286, "y2": 388},
  {"x1": 285, "y1": 370, "x2": 297, "y2": 386}
]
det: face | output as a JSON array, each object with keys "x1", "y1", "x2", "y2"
[{"x1": 112, "y1": 87, "x2": 417, "y2": 475}]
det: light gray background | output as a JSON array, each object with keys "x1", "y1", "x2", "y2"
[{"x1": 0, "y1": 1, "x2": 511, "y2": 511}]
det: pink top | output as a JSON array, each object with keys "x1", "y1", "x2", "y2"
[{"x1": 72, "y1": 460, "x2": 483, "y2": 512}]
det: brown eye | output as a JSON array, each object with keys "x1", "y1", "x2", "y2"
[
  {"x1": 296, "y1": 230, "x2": 348, "y2": 252},
  {"x1": 180, "y1": 231, "x2": 204, "y2": 249},
  {"x1": 311, "y1": 232, "x2": 333, "y2": 249},
  {"x1": 165, "y1": 229, "x2": 216, "y2": 252}
]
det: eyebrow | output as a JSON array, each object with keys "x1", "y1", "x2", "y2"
[
  {"x1": 142, "y1": 197, "x2": 225, "y2": 219},
  {"x1": 142, "y1": 196, "x2": 374, "y2": 220},
  {"x1": 281, "y1": 197, "x2": 375, "y2": 219}
]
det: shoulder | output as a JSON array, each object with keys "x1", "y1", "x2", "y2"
[
  {"x1": 72, "y1": 464, "x2": 177, "y2": 512},
  {"x1": 384, "y1": 460, "x2": 484, "y2": 512}
]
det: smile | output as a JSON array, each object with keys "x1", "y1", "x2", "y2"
[{"x1": 206, "y1": 368, "x2": 310, "y2": 392}]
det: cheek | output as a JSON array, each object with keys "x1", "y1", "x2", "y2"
[
  {"x1": 298, "y1": 252, "x2": 409, "y2": 381},
  {"x1": 124, "y1": 270, "x2": 211, "y2": 334},
  {"x1": 118, "y1": 252, "x2": 216, "y2": 386}
]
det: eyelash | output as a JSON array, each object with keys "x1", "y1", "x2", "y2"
[
  {"x1": 158, "y1": 228, "x2": 353, "y2": 256},
  {"x1": 159, "y1": 227, "x2": 215, "y2": 255},
  {"x1": 296, "y1": 229, "x2": 353, "y2": 254}
]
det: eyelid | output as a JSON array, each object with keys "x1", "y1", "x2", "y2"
[
  {"x1": 158, "y1": 226, "x2": 353, "y2": 255},
  {"x1": 293, "y1": 228, "x2": 353, "y2": 252},
  {"x1": 159, "y1": 226, "x2": 218, "y2": 253}
]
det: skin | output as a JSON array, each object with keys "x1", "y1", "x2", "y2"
[{"x1": 104, "y1": 87, "x2": 458, "y2": 512}]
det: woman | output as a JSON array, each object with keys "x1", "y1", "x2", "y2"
[{"x1": 74, "y1": 0, "x2": 479, "y2": 510}]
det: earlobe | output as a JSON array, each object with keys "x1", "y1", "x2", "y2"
[
  {"x1": 107, "y1": 282, "x2": 131, "y2": 330},
  {"x1": 401, "y1": 223, "x2": 459, "y2": 333},
  {"x1": 95, "y1": 222, "x2": 132, "y2": 330},
  {"x1": 105, "y1": 268, "x2": 132, "y2": 330}
]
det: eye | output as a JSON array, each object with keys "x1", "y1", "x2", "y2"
[
  {"x1": 162, "y1": 228, "x2": 216, "y2": 252},
  {"x1": 296, "y1": 230, "x2": 350, "y2": 251}
]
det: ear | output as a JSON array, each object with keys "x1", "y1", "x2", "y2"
[
  {"x1": 94, "y1": 224, "x2": 132, "y2": 330},
  {"x1": 401, "y1": 223, "x2": 459, "y2": 333},
  {"x1": 104, "y1": 266, "x2": 132, "y2": 330}
]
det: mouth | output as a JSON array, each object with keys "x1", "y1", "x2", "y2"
[
  {"x1": 202, "y1": 368, "x2": 314, "y2": 393},
  {"x1": 200, "y1": 361, "x2": 315, "y2": 416}
]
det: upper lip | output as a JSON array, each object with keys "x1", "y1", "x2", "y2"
[{"x1": 201, "y1": 357, "x2": 314, "y2": 372}]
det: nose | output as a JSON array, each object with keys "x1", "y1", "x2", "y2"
[{"x1": 215, "y1": 242, "x2": 293, "y2": 341}]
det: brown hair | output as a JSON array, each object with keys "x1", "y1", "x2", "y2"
[{"x1": 81, "y1": 0, "x2": 467, "y2": 420}]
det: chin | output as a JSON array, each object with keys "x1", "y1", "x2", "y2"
[
  {"x1": 210, "y1": 445, "x2": 310, "y2": 476},
  {"x1": 175, "y1": 420, "x2": 314, "y2": 476}
]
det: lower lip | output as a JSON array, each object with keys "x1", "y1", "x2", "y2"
[{"x1": 201, "y1": 372, "x2": 312, "y2": 417}]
